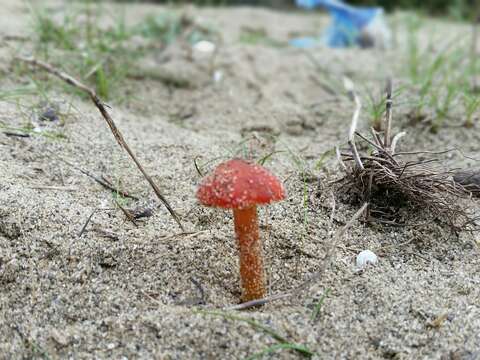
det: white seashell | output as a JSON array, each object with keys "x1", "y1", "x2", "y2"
[
  {"x1": 213, "y1": 70, "x2": 223, "y2": 83},
  {"x1": 356, "y1": 250, "x2": 378, "y2": 269},
  {"x1": 193, "y1": 40, "x2": 216, "y2": 54}
]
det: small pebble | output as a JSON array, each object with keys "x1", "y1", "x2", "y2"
[
  {"x1": 193, "y1": 40, "x2": 216, "y2": 54},
  {"x1": 356, "y1": 250, "x2": 378, "y2": 269},
  {"x1": 39, "y1": 107, "x2": 59, "y2": 122}
]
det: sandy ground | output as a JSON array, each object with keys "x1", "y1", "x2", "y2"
[{"x1": 1, "y1": 1, "x2": 480, "y2": 359}]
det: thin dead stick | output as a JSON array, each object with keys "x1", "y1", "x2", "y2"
[
  {"x1": 72, "y1": 208, "x2": 116, "y2": 255},
  {"x1": 225, "y1": 202, "x2": 368, "y2": 309},
  {"x1": 28, "y1": 185, "x2": 77, "y2": 191},
  {"x1": 223, "y1": 293, "x2": 292, "y2": 311},
  {"x1": 355, "y1": 132, "x2": 397, "y2": 166},
  {"x1": 390, "y1": 131, "x2": 406, "y2": 154},
  {"x1": 78, "y1": 210, "x2": 97, "y2": 238},
  {"x1": 49, "y1": 152, "x2": 139, "y2": 200},
  {"x1": 3, "y1": 131, "x2": 30, "y2": 138},
  {"x1": 343, "y1": 77, "x2": 364, "y2": 170},
  {"x1": 341, "y1": 153, "x2": 394, "y2": 166},
  {"x1": 335, "y1": 146, "x2": 347, "y2": 171},
  {"x1": 18, "y1": 56, "x2": 184, "y2": 231},
  {"x1": 393, "y1": 148, "x2": 456, "y2": 157},
  {"x1": 371, "y1": 127, "x2": 384, "y2": 148},
  {"x1": 383, "y1": 78, "x2": 393, "y2": 149},
  {"x1": 2, "y1": 35, "x2": 29, "y2": 42},
  {"x1": 193, "y1": 156, "x2": 204, "y2": 177},
  {"x1": 115, "y1": 199, "x2": 138, "y2": 228},
  {"x1": 327, "y1": 191, "x2": 337, "y2": 233},
  {"x1": 365, "y1": 170, "x2": 373, "y2": 217},
  {"x1": 355, "y1": 131, "x2": 384, "y2": 152},
  {"x1": 292, "y1": 202, "x2": 369, "y2": 293},
  {"x1": 330, "y1": 202, "x2": 368, "y2": 243}
]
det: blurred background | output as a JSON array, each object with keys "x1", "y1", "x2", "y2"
[{"x1": 115, "y1": 0, "x2": 479, "y2": 20}]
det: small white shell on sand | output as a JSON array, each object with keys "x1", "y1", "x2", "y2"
[
  {"x1": 356, "y1": 250, "x2": 378, "y2": 269},
  {"x1": 213, "y1": 70, "x2": 223, "y2": 83},
  {"x1": 193, "y1": 40, "x2": 216, "y2": 54}
]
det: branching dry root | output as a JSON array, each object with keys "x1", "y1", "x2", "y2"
[{"x1": 338, "y1": 78, "x2": 479, "y2": 231}]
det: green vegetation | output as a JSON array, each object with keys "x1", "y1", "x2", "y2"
[
  {"x1": 399, "y1": 14, "x2": 478, "y2": 132},
  {"x1": 239, "y1": 27, "x2": 286, "y2": 47},
  {"x1": 0, "y1": 78, "x2": 70, "y2": 139},
  {"x1": 365, "y1": 92, "x2": 386, "y2": 131},
  {"x1": 198, "y1": 310, "x2": 314, "y2": 358},
  {"x1": 310, "y1": 288, "x2": 330, "y2": 322},
  {"x1": 24, "y1": 3, "x2": 216, "y2": 101},
  {"x1": 350, "y1": 13, "x2": 478, "y2": 134},
  {"x1": 8, "y1": 2, "x2": 480, "y2": 134},
  {"x1": 462, "y1": 92, "x2": 480, "y2": 128},
  {"x1": 0, "y1": 123, "x2": 67, "y2": 140},
  {"x1": 0, "y1": 86, "x2": 41, "y2": 102}
]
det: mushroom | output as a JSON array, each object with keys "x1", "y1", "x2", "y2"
[{"x1": 197, "y1": 159, "x2": 285, "y2": 302}]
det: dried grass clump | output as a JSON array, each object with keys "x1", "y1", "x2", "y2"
[{"x1": 338, "y1": 78, "x2": 479, "y2": 232}]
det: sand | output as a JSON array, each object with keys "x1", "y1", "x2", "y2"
[{"x1": 1, "y1": 1, "x2": 479, "y2": 359}]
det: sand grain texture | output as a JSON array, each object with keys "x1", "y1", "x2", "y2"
[{"x1": 0, "y1": 1, "x2": 479, "y2": 359}]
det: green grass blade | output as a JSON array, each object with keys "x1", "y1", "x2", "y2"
[
  {"x1": 197, "y1": 310, "x2": 288, "y2": 343},
  {"x1": 310, "y1": 288, "x2": 330, "y2": 322},
  {"x1": 197, "y1": 310, "x2": 314, "y2": 358}
]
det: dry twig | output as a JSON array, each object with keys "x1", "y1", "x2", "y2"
[
  {"x1": 223, "y1": 293, "x2": 292, "y2": 311},
  {"x1": 339, "y1": 79, "x2": 478, "y2": 231},
  {"x1": 28, "y1": 185, "x2": 77, "y2": 191},
  {"x1": 222, "y1": 203, "x2": 368, "y2": 310},
  {"x1": 51, "y1": 153, "x2": 139, "y2": 200},
  {"x1": 115, "y1": 199, "x2": 138, "y2": 228},
  {"x1": 383, "y1": 78, "x2": 393, "y2": 149},
  {"x1": 18, "y1": 56, "x2": 184, "y2": 230},
  {"x1": 343, "y1": 77, "x2": 364, "y2": 170}
]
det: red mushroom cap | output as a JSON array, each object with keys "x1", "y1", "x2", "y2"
[{"x1": 197, "y1": 159, "x2": 286, "y2": 209}]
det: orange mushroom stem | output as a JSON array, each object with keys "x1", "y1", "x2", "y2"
[
  {"x1": 196, "y1": 159, "x2": 285, "y2": 303},
  {"x1": 233, "y1": 206, "x2": 265, "y2": 302}
]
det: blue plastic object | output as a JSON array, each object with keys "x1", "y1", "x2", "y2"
[
  {"x1": 293, "y1": 0, "x2": 389, "y2": 48},
  {"x1": 290, "y1": 37, "x2": 321, "y2": 49}
]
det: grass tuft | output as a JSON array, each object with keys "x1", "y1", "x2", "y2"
[
  {"x1": 197, "y1": 310, "x2": 314, "y2": 358},
  {"x1": 23, "y1": 4, "x2": 217, "y2": 101},
  {"x1": 310, "y1": 288, "x2": 330, "y2": 322},
  {"x1": 403, "y1": 15, "x2": 475, "y2": 131}
]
